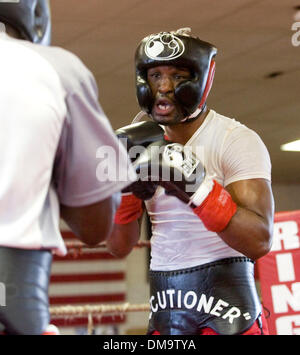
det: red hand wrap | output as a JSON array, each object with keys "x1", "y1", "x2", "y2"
[
  {"x1": 114, "y1": 193, "x2": 143, "y2": 225},
  {"x1": 192, "y1": 180, "x2": 237, "y2": 233}
]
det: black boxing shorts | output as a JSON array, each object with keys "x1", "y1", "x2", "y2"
[
  {"x1": 0, "y1": 247, "x2": 52, "y2": 335},
  {"x1": 147, "y1": 257, "x2": 262, "y2": 335}
]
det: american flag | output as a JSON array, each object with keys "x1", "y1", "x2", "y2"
[{"x1": 49, "y1": 228, "x2": 127, "y2": 335}]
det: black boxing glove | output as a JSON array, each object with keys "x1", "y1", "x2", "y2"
[
  {"x1": 115, "y1": 121, "x2": 165, "y2": 161},
  {"x1": 132, "y1": 140, "x2": 204, "y2": 202},
  {"x1": 115, "y1": 121, "x2": 165, "y2": 200},
  {"x1": 133, "y1": 141, "x2": 237, "y2": 233}
]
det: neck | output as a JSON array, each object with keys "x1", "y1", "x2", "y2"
[{"x1": 164, "y1": 107, "x2": 210, "y2": 145}]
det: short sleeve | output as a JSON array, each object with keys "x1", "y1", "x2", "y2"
[
  {"x1": 221, "y1": 126, "x2": 271, "y2": 187},
  {"x1": 53, "y1": 70, "x2": 136, "y2": 207}
]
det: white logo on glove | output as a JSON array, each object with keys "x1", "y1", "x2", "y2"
[{"x1": 163, "y1": 144, "x2": 200, "y2": 179}]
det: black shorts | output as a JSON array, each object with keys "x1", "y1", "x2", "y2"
[
  {"x1": 148, "y1": 257, "x2": 262, "y2": 335},
  {"x1": 0, "y1": 247, "x2": 52, "y2": 335}
]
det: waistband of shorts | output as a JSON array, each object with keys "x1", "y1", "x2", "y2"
[{"x1": 149, "y1": 256, "x2": 253, "y2": 277}]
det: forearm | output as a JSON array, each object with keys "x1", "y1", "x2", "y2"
[
  {"x1": 60, "y1": 193, "x2": 121, "y2": 246},
  {"x1": 218, "y1": 179, "x2": 274, "y2": 260},
  {"x1": 219, "y1": 206, "x2": 273, "y2": 260},
  {"x1": 190, "y1": 178, "x2": 274, "y2": 260},
  {"x1": 106, "y1": 220, "x2": 140, "y2": 258},
  {"x1": 106, "y1": 191, "x2": 143, "y2": 257}
]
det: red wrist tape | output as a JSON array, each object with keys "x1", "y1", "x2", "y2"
[
  {"x1": 192, "y1": 180, "x2": 237, "y2": 233},
  {"x1": 114, "y1": 194, "x2": 143, "y2": 225}
]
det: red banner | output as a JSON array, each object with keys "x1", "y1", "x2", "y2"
[{"x1": 257, "y1": 210, "x2": 300, "y2": 335}]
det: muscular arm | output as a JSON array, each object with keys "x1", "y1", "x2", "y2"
[
  {"x1": 106, "y1": 220, "x2": 141, "y2": 258},
  {"x1": 60, "y1": 192, "x2": 121, "y2": 246},
  {"x1": 219, "y1": 178, "x2": 274, "y2": 260}
]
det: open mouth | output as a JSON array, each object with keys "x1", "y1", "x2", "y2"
[{"x1": 154, "y1": 99, "x2": 175, "y2": 116}]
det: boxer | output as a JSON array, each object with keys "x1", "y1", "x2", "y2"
[
  {"x1": 107, "y1": 27, "x2": 274, "y2": 335},
  {"x1": 0, "y1": 0, "x2": 135, "y2": 334}
]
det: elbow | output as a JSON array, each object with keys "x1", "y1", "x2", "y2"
[
  {"x1": 250, "y1": 230, "x2": 273, "y2": 261},
  {"x1": 108, "y1": 247, "x2": 129, "y2": 259},
  {"x1": 60, "y1": 194, "x2": 120, "y2": 247},
  {"x1": 258, "y1": 224, "x2": 274, "y2": 258},
  {"x1": 106, "y1": 220, "x2": 140, "y2": 258},
  {"x1": 106, "y1": 239, "x2": 133, "y2": 258},
  {"x1": 78, "y1": 231, "x2": 107, "y2": 247},
  {"x1": 77, "y1": 194, "x2": 121, "y2": 246},
  {"x1": 251, "y1": 243, "x2": 271, "y2": 261},
  {"x1": 259, "y1": 236, "x2": 273, "y2": 258},
  {"x1": 78, "y1": 222, "x2": 113, "y2": 247},
  {"x1": 80, "y1": 235, "x2": 105, "y2": 247}
]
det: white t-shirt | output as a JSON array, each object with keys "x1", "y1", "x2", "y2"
[
  {"x1": 145, "y1": 109, "x2": 271, "y2": 271},
  {"x1": 0, "y1": 33, "x2": 136, "y2": 255}
]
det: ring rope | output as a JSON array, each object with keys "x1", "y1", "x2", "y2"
[
  {"x1": 50, "y1": 303, "x2": 150, "y2": 335},
  {"x1": 50, "y1": 302, "x2": 150, "y2": 317},
  {"x1": 53, "y1": 242, "x2": 151, "y2": 332}
]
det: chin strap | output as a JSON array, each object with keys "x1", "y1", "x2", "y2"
[
  {"x1": 0, "y1": 22, "x2": 5, "y2": 33},
  {"x1": 180, "y1": 103, "x2": 207, "y2": 124},
  {"x1": 131, "y1": 111, "x2": 149, "y2": 124}
]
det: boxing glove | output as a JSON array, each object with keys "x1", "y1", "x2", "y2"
[
  {"x1": 116, "y1": 121, "x2": 167, "y2": 198},
  {"x1": 133, "y1": 141, "x2": 237, "y2": 233},
  {"x1": 115, "y1": 121, "x2": 165, "y2": 161},
  {"x1": 114, "y1": 121, "x2": 165, "y2": 224}
]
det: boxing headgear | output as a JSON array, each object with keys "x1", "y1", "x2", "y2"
[
  {"x1": 135, "y1": 28, "x2": 217, "y2": 119},
  {"x1": 0, "y1": 0, "x2": 51, "y2": 45}
]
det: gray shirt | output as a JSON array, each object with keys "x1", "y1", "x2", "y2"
[{"x1": 0, "y1": 33, "x2": 135, "y2": 255}]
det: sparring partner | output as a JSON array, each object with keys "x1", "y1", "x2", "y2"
[
  {"x1": 107, "y1": 28, "x2": 274, "y2": 335},
  {"x1": 0, "y1": 1, "x2": 135, "y2": 335}
]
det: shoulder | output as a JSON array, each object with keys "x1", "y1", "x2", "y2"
[
  {"x1": 211, "y1": 110, "x2": 245, "y2": 132},
  {"x1": 211, "y1": 110, "x2": 264, "y2": 144},
  {"x1": 22, "y1": 43, "x2": 96, "y2": 94},
  {"x1": 211, "y1": 110, "x2": 271, "y2": 167}
]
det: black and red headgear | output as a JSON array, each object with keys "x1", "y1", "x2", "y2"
[
  {"x1": 0, "y1": 0, "x2": 51, "y2": 45},
  {"x1": 135, "y1": 28, "x2": 217, "y2": 119}
]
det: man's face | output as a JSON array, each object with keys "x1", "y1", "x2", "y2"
[{"x1": 147, "y1": 65, "x2": 192, "y2": 125}]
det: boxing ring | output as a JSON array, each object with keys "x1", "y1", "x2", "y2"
[
  {"x1": 50, "y1": 300, "x2": 150, "y2": 335},
  {"x1": 51, "y1": 210, "x2": 300, "y2": 335},
  {"x1": 49, "y1": 239, "x2": 151, "y2": 335}
]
